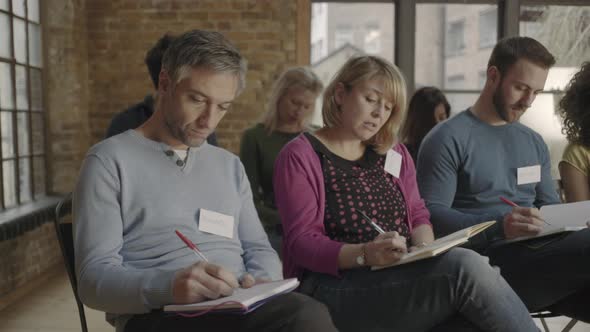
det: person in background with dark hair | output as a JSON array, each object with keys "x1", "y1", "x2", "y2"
[
  {"x1": 106, "y1": 33, "x2": 218, "y2": 146},
  {"x1": 418, "y1": 36, "x2": 590, "y2": 322},
  {"x1": 400, "y1": 86, "x2": 450, "y2": 162},
  {"x1": 558, "y1": 62, "x2": 590, "y2": 203}
]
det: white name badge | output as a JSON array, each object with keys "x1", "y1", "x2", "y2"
[
  {"x1": 384, "y1": 150, "x2": 402, "y2": 178},
  {"x1": 517, "y1": 165, "x2": 541, "y2": 185},
  {"x1": 198, "y1": 209, "x2": 234, "y2": 239}
]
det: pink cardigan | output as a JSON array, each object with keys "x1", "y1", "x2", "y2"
[{"x1": 273, "y1": 134, "x2": 432, "y2": 279}]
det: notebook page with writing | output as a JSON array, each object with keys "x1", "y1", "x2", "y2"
[
  {"x1": 372, "y1": 221, "x2": 496, "y2": 270},
  {"x1": 164, "y1": 278, "x2": 299, "y2": 313}
]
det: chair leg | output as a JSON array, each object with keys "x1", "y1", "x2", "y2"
[
  {"x1": 540, "y1": 317, "x2": 550, "y2": 332},
  {"x1": 76, "y1": 300, "x2": 89, "y2": 332},
  {"x1": 562, "y1": 319, "x2": 578, "y2": 332}
]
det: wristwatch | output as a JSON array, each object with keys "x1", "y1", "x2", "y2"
[{"x1": 356, "y1": 244, "x2": 367, "y2": 266}]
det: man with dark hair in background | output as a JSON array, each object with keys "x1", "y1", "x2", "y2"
[{"x1": 106, "y1": 33, "x2": 218, "y2": 145}]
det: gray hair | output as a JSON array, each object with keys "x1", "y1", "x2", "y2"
[{"x1": 161, "y1": 30, "x2": 247, "y2": 94}]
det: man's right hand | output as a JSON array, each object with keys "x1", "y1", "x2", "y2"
[
  {"x1": 172, "y1": 261, "x2": 239, "y2": 304},
  {"x1": 503, "y1": 206, "x2": 543, "y2": 239}
]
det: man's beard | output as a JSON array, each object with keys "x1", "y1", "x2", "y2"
[{"x1": 492, "y1": 85, "x2": 526, "y2": 123}]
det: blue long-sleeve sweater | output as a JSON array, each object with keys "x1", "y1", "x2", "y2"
[
  {"x1": 416, "y1": 110, "x2": 559, "y2": 250},
  {"x1": 73, "y1": 130, "x2": 281, "y2": 330}
]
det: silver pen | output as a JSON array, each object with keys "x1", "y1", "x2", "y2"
[{"x1": 358, "y1": 210, "x2": 385, "y2": 234}]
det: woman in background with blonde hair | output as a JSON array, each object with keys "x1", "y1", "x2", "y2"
[
  {"x1": 273, "y1": 55, "x2": 537, "y2": 332},
  {"x1": 240, "y1": 67, "x2": 323, "y2": 253}
]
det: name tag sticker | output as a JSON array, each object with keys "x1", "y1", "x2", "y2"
[
  {"x1": 384, "y1": 150, "x2": 402, "y2": 178},
  {"x1": 517, "y1": 165, "x2": 541, "y2": 185},
  {"x1": 198, "y1": 209, "x2": 234, "y2": 239}
]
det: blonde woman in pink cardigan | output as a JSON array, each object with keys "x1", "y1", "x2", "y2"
[{"x1": 273, "y1": 56, "x2": 537, "y2": 332}]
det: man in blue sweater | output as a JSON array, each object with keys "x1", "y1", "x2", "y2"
[
  {"x1": 417, "y1": 36, "x2": 590, "y2": 322},
  {"x1": 74, "y1": 30, "x2": 336, "y2": 332}
]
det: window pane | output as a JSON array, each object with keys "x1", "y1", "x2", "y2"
[
  {"x1": 31, "y1": 112, "x2": 42, "y2": 153},
  {"x1": 416, "y1": 4, "x2": 497, "y2": 90},
  {"x1": 520, "y1": 5, "x2": 590, "y2": 178},
  {"x1": 27, "y1": 0, "x2": 39, "y2": 23},
  {"x1": 32, "y1": 155, "x2": 44, "y2": 196},
  {"x1": 18, "y1": 157, "x2": 30, "y2": 202},
  {"x1": 0, "y1": 62, "x2": 14, "y2": 109},
  {"x1": 0, "y1": 0, "x2": 8, "y2": 11},
  {"x1": 28, "y1": 22, "x2": 41, "y2": 67},
  {"x1": 3, "y1": 160, "x2": 16, "y2": 207},
  {"x1": 13, "y1": 17, "x2": 26, "y2": 64},
  {"x1": 310, "y1": 2, "x2": 395, "y2": 126},
  {"x1": 521, "y1": 5, "x2": 590, "y2": 68},
  {"x1": 445, "y1": 92, "x2": 480, "y2": 117},
  {"x1": 15, "y1": 65, "x2": 28, "y2": 110},
  {"x1": 30, "y1": 68, "x2": 41, "y2": 110},
  {"x1": 0, "y1": 13, "x2": 11, "y2": 59},
  {"x1": 17, "y1": 111, "x2": 29, "y2": 155},
  {"x1": 11, "y1": 0, "x2": 25, "y2": 17},
  {"x1": 1, "y1": 111, "x2": 13, "y2": 158}
]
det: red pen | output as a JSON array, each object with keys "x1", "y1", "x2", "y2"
[
  {"x1": 175, "y1": 230, "x2": 209, "y2": 262},
  {"x1": 499, "y1": 196, "x2": 518, "y2": 207},
  {"x1": 499, "y1": 196, "x2": 551, "y2": 225}
]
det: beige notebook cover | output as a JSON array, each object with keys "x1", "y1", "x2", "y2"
[
  {"x1": 164, "y1": 278, "x2": 299, "y2": 313},
  {"x1": 372, "y1": 221, "x2": 496, "y2": 270}
]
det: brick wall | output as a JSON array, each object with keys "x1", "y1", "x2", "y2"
[
  {"x1": 85, "y1": 0, "x2": 302, "y2": 154},
  {"x1": 0, "y1": 223, "x2": 61, "y2": 308},
  {"x1": 45, "y1": 0, "x2": 91, "y2": 194}
]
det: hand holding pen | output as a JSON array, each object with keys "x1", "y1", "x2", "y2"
[
  {"x1": 499, "y1": 197, "x2": 546, "y2": 239},
  {"x1": 357, "y1": 210, "x2": 407, "y2": 265},
  {"x1": 173, "y1": 230, "x2": 238, "y2": 304}
]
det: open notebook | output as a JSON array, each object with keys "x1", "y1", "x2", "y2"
[
  {"x1": 500, "y1": 200, "x2": 590, "y2": 244},
  {"x1": 372, "y1": 220, "x2": 496, "y2": 271},
  {"x1": 164, "y1": 278, "x2": 299, "y2": 314}
]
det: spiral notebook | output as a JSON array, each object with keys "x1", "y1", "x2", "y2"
[
  {"x1": 164, "y1": 278, "x2": 299, "y2": 314},
  {"x1": 372, "y1": 220, "x2": 496, "y2": 270}
]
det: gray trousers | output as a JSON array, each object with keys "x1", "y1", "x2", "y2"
[
  {"x1": 124, "y1": 292, "x2": 337, "y2": 332},
  {"x1": 300, "y1": 248, "x2": 539, "y2": 332},
  {"x1": 486, "y1": 228, "x2": 590, "y2": 322}
]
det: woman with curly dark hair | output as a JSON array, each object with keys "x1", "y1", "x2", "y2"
[
  {"x1": 559, "y1": 62, "x2": 590, "y2": 202},
  {"x1": 400, "y1": 87, "x2": 450, "y2": 162}
]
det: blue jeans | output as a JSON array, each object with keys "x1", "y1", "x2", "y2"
[
  {"x1": 299, "y1": 248, "x2": 538, "y2": 332},
  {"x1": 486, "y1": 228, "x2": 590, "y2": 322}
]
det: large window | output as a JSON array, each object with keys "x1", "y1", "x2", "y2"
[
  {"x1": 0, "y1": 0, "x2": 45, "y2": 209},
  {"x1": 415, "y1": 3, "x2": 497, "y2": 114},
  {"x1": 310, "y1": 2, "x2": 395, "y2": 126},
  {"x1": 519, "y1": 4, "x2": 590, "y2": 178}
]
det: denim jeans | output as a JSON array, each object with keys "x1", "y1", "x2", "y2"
[
  {"x1": 486, "y1": 228, "x2": 590, "y2": 322},
  {"x1": 124, "y1": 292, "x2": 337, "y2": 332},
  {"x1": 299, "y1": 248, "x2": 538, "y2": 332}
]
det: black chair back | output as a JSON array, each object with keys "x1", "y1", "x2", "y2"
[{"x1": 54, "y1": 192, "x2": 89, "y2": 332}]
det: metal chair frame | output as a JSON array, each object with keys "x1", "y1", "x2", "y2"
[{"x1": 53, "y1": 192, "x2": 89, "y2": 332}]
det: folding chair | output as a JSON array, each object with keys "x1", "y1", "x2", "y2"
[
  {"x1": 532, "y1": 311, "x2": 578, "y2": 332},
  {"x1": 53, "y1": 192, "x2": 89, "y2": 332}
]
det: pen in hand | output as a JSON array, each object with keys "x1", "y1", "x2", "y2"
[
  {"x1": 175, "y1": 229, "x2": 209, "y2": 262},
  {"x1": 357, "y1": 210, "x2": 385, "y2": 234},
  {"x1": 499, "y1": 197, "x2": 551, "y2": 225}
]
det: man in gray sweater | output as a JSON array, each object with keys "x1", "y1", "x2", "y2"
[
  {"x1": 417, "y1": 36, "x2": 590, "y2": 323},
  {"x1": 74, "y1": 29, "x2": 336, "y2": 332}
]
